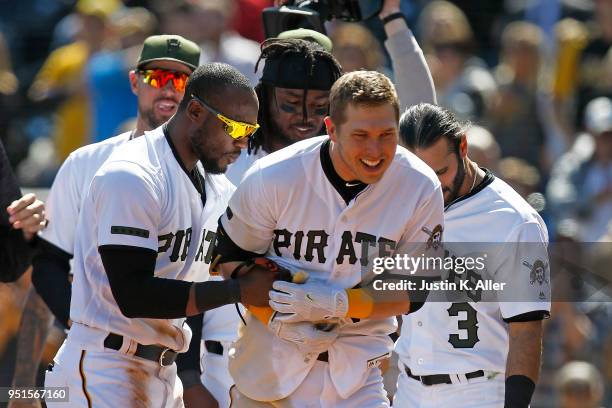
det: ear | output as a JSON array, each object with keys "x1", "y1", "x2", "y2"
[
  {"x1": 458, "y1": 134, "x2": 468, "y2": 159},
  {"x1": 324, "y1": 116, "x2": 336, "y2": 141},
  {"x1": 186, "y1": 98, "x2": 205, "y2": 124},
  {"x1": 129, "y1": 70, "x2": 138, "y2": 95}
]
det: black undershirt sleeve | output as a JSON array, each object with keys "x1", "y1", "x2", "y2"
[
  {"x1": 99, "y1": 244, "x2": 192, "y2": 319},
  {"x1": 176, "y1": 314, "x2": 203, "y2": 374},
  {"x1": 31, "y1": 238, "x2": 72, "y2": 328},
  {"x1": 100, "y1": 244, "x2": 243, "y2": 318},
  {"x1": 0, "y1": 139, "x2": 36, "y2": 282},
  {"x1": 0, "y1": 226, "x2": 35, "y2": 282},
  {"x1": 212, "y1": 221, "x2": 263, "y2": 264}
]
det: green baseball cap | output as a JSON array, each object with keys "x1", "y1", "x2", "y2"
[
  {"x1": 277, "y1": 28, "x2": 333, "y2": 52},
  {"x1": 137, "y1": 34, "x2": 201, "y2": 71}
]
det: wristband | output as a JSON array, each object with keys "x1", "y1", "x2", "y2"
[
  {"x1": 504, "y1": 375, "x2": 535, "y2": 408},
  {"x1": 247, "y1": 305, "x2": 275, "y2": 324},
  {"x1": 194, "y1": 279, "x2": 241, "y2": 313},
  {"x1": 381, "y1": 12, "x2": 404, "y2": 25},
  {"x1": 346, "y1": 288, "x2": 374, "y2": 318},
  {"x1": 228, "y1": 278, "x2": 241, "y2": 303}
]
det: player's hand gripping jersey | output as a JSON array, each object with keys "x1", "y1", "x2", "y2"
[
  {"x1": 70, "y1": 127, "x2": 235, "y2": 351},
  {"x1": 219, "y1": 136, "x2": 444, "y2": 401}
]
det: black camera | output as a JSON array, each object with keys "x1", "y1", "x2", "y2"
[{"x1": 262, "y1": 0, "x2": 383, "y2": 38}]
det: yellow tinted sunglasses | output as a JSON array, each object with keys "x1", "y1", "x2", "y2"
[{"x1": 191, "y1": 94, "x2": 259, "y2": 140}]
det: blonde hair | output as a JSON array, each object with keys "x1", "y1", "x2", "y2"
[{"x1": 329, "y1": 70, "x2": 398, "y2": 125}]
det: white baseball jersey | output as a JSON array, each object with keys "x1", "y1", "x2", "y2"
[
  {"x1": 199, "y1": 146, "x2": 267, "y2": 406},
  {"x1": 203, "y1": 148, "x2": 268, "y2": 342},
  {"x1": 39, "y1": 131, "x2": 133, "y2": 254},
  {"x1": 70, "y1": 126, "x2": 235, "y2": 351},
  {"x1": 202, "y1": 146, "x2": 267, "y2": 345},
  {"x1": 396, "y1": 171, "x2": 551, "y2": 375},
  {"x1": 220, "y1": 136, "x2": 444, "y2": 401}
]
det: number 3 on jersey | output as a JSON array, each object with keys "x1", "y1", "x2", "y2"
[{"x1": 447, "y1": 302, "x2": 480, "y2": 348}]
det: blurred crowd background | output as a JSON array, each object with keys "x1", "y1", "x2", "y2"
[{"x1": 0, "y1": 0, "x2": 610, "y2": 407}]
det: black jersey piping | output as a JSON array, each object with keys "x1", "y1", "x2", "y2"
[
  {"x1": 162, "y1": 124, "x2": 207, "y2": 206},
  {"x1": 319, "y1": 139, "x2": 367, "y2": 205}
]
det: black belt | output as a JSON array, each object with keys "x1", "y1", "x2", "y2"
[
  {"x1": 205, "y1": 340, "x2": 224, "y2": 355},
  {"x1": 405, "y1": 366, "x2": 484, "y2": 386},
  {"x1": 103, "y1": 333, "x2": 178, "y2": 367}
]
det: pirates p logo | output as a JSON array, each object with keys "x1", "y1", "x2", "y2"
[
  {"x1": 423, "y1": 224, "x2": 443, "y2": 250},
  {"x1": 523, "y1": 259, "x2": 549, "y2": 286}
]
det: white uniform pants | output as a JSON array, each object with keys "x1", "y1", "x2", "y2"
[
  {"x1": 201, "y1": 340, "x2": 234, "y2": 408},
  {"x1": 229, "y1": 361, "x2": 389, "y2": 408},
  {"x1": 392, "y1": 367, "x2": 504, "y2": 408},
  {"x1": 45, "y1": 338, "x2": 184, "y2": 408}
]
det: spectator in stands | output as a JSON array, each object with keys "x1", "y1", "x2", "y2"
[
  {"x1": 87, "y1": 7, "x2": 158, "y2": 142},
  {"x1": 556, "y1": 361, "x2": 605, "y2": 408},
  {"x1": 192, "y1": 0, "x2": 261, "y2": 85},
  {"x1": 465, "y1": 125, "x2": 501, "y2": 173},
  {"x1": 489, "y1": 22, "x2": 548, "y2": 173},
  {"x1": 548, "y1": 97, "x2": 612, "y2": 241},
  {"x1": 417, "y1": 0, "x2": 497, "y2": 121},
  {"x1": 0, "y1": 32, "x2": 19, "y2": 160},
  {"x1": 27, "y1": 0, "x2": 119, "y2": 163},
  {"x1": 498, "y1": 157, "x2": 541, "y2": 199},
  {"x1": 330, "y1": 23, "x2": 385, "y2": 73},
  {"x1": 574, "y1": 0, "x2": 612, "y2": 127}
]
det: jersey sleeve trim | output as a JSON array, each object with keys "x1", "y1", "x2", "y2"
[{"x1": 503, "y1": 310, "x2": 550, "y2": 323}]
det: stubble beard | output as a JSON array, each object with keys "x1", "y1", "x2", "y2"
[
  {"x1": 445, "y1": 155, "x2": 467, "y2": 206},
  {"x1": 190, "y1": 127, "x2": 225, "y2": 175}
]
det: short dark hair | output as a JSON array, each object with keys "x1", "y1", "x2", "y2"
[
  {"x1": 178, "y1": 62, "x2": 253, "y2": 110},
  {"x1": 329, "y1": 70, "x2": 399, "y2": 126},
  {"x1": 399, "y1": 103, "x2": 470, "y2": 153}
]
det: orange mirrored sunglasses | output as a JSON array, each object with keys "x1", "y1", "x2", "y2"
[{"x1": 138, "y1": 69, "x2": 189, "y2": 92}]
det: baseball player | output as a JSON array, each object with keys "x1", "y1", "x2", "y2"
[
  {"x1": 201, "y1": 5, "x2": 436, "y2": 404},
  {"x1": 10, "y1": 34, "x2": 226, "y2": 408},
  {"x1": 395, "y1": 103, "x2": 550, "y2": 408},
  {"x1": 213, "y1": 71, "x2": 444, "y2": 407},
  {"x1": 197, "y1": 34, "x2": 342, "y2": 408},
  {"x1": 226, "y1": 0, "x2": 436, "y2": 185},
  {"x1": 43, "y1": 63, "x2": 272, "y2": 407}
]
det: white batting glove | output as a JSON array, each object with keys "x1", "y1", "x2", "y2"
[
  {"x1": 269, "y1": 280, "x2": 348, "y2": 323},
  {"x1": 269, "y1": 315, "x2": 339, "y2": 355}
]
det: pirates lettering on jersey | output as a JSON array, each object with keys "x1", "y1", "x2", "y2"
[
  {"x1": 158, "y1": 228, "x2": 217, "y2": 264},
  {"x1": 272, "y1": 229, "x2": 397, "y2": 266},
  {"x1": 195, "y1": 229, "x2": 217, "y2": 264}
]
